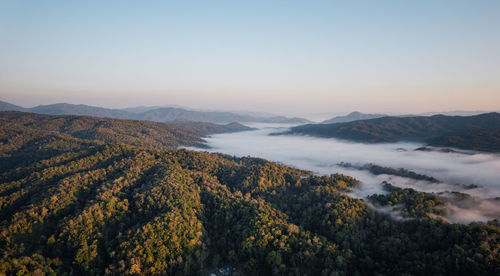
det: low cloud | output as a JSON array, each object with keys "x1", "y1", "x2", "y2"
[{"x1": 197, "y1": 126, "x2": 500, "y2": 223}]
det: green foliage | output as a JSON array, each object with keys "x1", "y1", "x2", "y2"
[
  {"x1": 369, "y1": 182, "x2": 445, "y2": 218},
  {"x1": 0, "y1": 112, "x2": 498, "y2": 275},
  {"x1": 0, "y1": 111, "x2": 206, "y2": 151},
  {"x1": 286, "y1": 113, "x2": 500, "y2": 152}
]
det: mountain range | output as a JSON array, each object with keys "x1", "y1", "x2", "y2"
[
  {"x1": 0, "y1": 111, "x2": 253, "y2": 151},
  {"x1": 318, "y1": 110, "x2": 500, "y2": 124},
  {"x1": 0, "y1": 100, "x2": 309, "y2": 124},
  {"x1": 1, "y1": 110, "x2": 498, "y2": 275},
  {"x1": 282, "y1": 113, "x2": 500, "y2": 152}
]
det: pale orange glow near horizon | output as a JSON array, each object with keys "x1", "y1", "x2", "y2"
[{"x1": 1, "y1": 1, "x2": 499, "y2": 116}]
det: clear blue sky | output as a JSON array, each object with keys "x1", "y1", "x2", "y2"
[{"x1": 1, "y1": 0, "x2": 499, "y2": 114}]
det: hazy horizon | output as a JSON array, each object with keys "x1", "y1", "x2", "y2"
[
  {"x1": 1, "y1": 0, "x2": 499, "y2": 115},
  {"x1": 2, "y1": 98, "x2": 500, "y2": 122}
]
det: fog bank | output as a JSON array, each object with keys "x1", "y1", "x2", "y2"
[{"x1": 194, "y1": 125, "x2": 500, "y2": 223}]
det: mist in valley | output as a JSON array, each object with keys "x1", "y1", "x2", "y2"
[{"x1": 193, "y1": 125, "x2": 500, "y2": 223}]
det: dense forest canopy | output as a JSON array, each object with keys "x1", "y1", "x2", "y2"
[
  {"x1": 283, "y1": 113, "x2": 500, "y2": 152},
  {"x1": 0, "y1": 112, "x2": 499, "y2": 275},
  {"x1": 0, "y1": 111, "x2": 254, "y2": 152}
]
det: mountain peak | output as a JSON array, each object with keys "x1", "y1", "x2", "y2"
[{"x1": 321, "y1": 111, "x2": 386, "y2": 124}]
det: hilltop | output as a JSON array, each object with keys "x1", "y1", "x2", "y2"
[{"x1": 321, "y1": 111, "x2": 387, "y2": 124}]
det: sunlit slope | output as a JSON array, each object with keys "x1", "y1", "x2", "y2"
[
  {"x1": 0, "y1": 111, "x2": 244, "y2": 152},
  {"x1": 0, "y1": 113, "x2": 498, "y2": 275}
]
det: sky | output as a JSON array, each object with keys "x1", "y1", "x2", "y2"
[{"x1": 0, "y1": 0, "x2": 499, "y2": 115}]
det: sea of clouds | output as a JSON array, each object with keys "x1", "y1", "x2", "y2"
[{"x1": 194, "y1": 125, "x2": 500, "y2": 223}]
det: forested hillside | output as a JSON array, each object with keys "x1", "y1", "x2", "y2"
[
  {"x1": 284, "y1": 113, "x2": 500, "y2": 152},
  {"x1": 426, "y1": 129, "x2": 500, "y2": 153},
  {"x1": 0, "y1": 113, "x2": 499, "y2": 275},
  {"x1": 0, "y1": 111, "x2": 253, "y2": 152},
  {"x1": 168, "y1": 120, "x2": 253, "y2": 136}
]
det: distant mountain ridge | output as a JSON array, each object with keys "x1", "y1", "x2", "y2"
[
  {"x1": 30, "y1": 103, "x2": 135, "y2": 119},
  {"x1": 282, "y1": 113, "x2": 500, "y2": 152},
  {"x1": 137, "y1": 107, "x2": 308, "y2": 124},
  {"x1": 0, "y1": 101, "x2": 26, "y2": 112},
  {"x1": 321, "y1": 111, "x2": 386, "y2": 124},
  {"x1": 417, "y1": 110, "x2": 500, "y2": 116},
  {"x1": 0, "y1": 100, "x2": 309, "y2": 124}
]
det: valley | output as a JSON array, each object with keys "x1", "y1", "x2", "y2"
[
  {"x1": 198, "y1": 125, "x2": 500, "y2": 223},
  {"x1": 0, "y1": 112, "x2": 498, "y2": 275}
]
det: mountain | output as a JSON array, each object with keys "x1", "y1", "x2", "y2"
[
  {"x1": 321, "y1": 111, "x2": 387, "y2": 124},
  {"x1": 0, "y1": 111, "x2": 498, "y2": 275},
  {"x1": 261, "y1": 115, "x2": 310, "y2": 124},
  {"x1": 0, "y1": 100, "x2": 26, "y2": 112},
  {"x1": 418, "y1": 110, "x2": 500, "y2": 116},
  {"x1": 283, "y1": 113, "x2": 500, "y2": 152},
  {"x1": 138, "y1": 107, "x2": 309, "y2": 124},
  {"x1": 121, "y1": 105, "x2": 185, "y2": 113},
  {"x1": 0, "y1": 102, "x2": 137, "y2": 119},
  {"x1": 138, "y1": 107, "x2": 248, "y2": 123},
  {"x1": 227, "y1": 110, "x2": 278, "y2": 118},
  {"x1": 0, "y1": 100, "x2": 309, "y2": 124},
  {"x1": 426, "y1": 129, "x2": 500, "y2": 152},
  {"x1": 169, "y1": 120, "x2": 253, "y2": 136},
  {"x1": 124, "y1": 106, "x2": 278, "y2": 118},
  {"x1": 29, "y1": 103, "x2": 136, "y2": 119},
  {"x1": 0, "y1": 111, "x2": 250, "y2": 150}
]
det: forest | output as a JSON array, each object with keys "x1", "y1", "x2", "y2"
[
  {"x1": 0, "y1": 111, "x2": 499, "y2": 275},
  {"x1": 337, "y1": 162, "x2": 440, "y2": 183},
  {"x1": 282, "y1": 113, "x2": 500, "y2": 152}
]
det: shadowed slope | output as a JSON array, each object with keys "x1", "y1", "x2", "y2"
[{"x1": 284, "y1": 113, "x2": 500, "y2": 152}]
